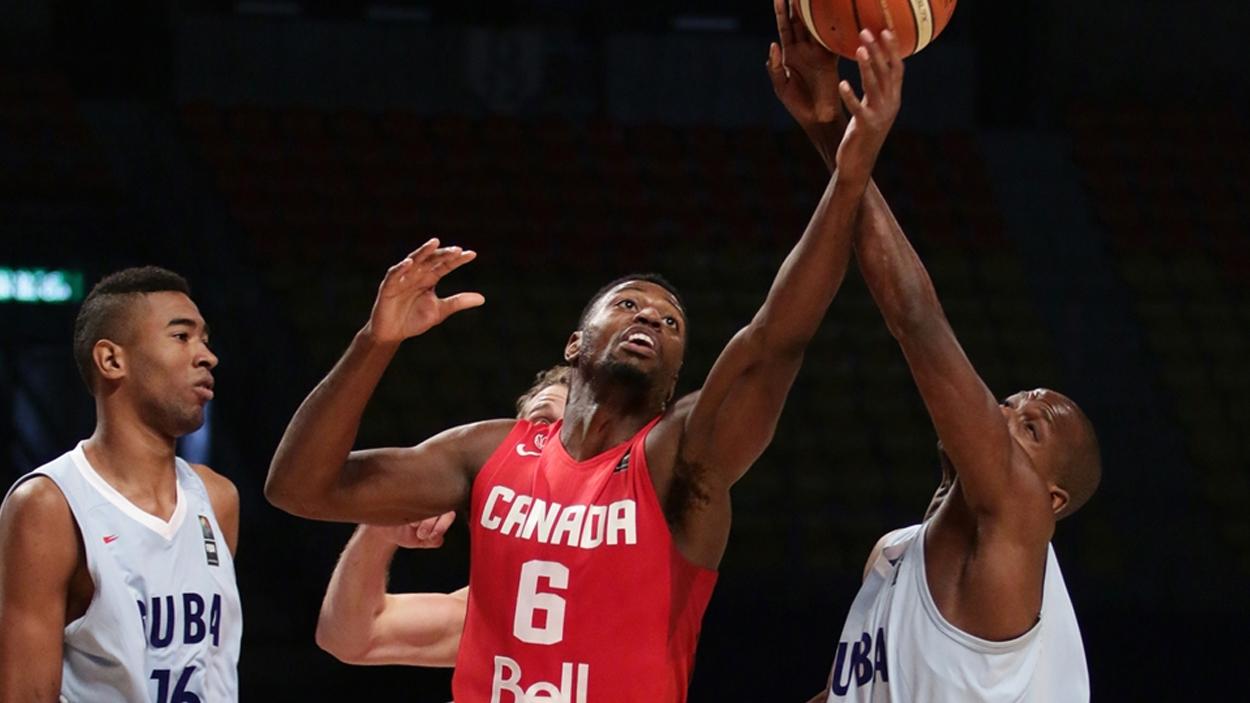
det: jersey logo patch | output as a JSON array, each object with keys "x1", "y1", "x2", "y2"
[
  {"x1": 198, "y1": 515, "x2": 220, "y2": 566},
  {"x1": 515, "y1": 432, "x2": 547, "y2": 458},
  {"x1": 102, "y1": 534, "x2": 119, "y2": 544},
  {"x1": 613, "y1": 450, "x2": 631, "y2": 473}
]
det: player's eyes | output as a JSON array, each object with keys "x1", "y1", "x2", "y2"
[
  {"x1": 664, "y1": 317, "x2": 677, "y2": 328},
  {"x1": 173, "y1": 333, "x2": 189, "y2": 341},
  {"x1": 1026, "y1": 423, "x2": 1039, "y2": 441},
  {"x1": 618, "y1": 299, "x2": 636, "y2": 310}
]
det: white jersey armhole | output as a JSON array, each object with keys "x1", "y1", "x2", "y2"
[{"x1": 912, "y1": 520, "x2": 1045, "y2": 654}]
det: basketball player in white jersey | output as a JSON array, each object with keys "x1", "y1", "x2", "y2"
[
  {"x1": 315, "y1": 367, "x2": 569, "y2": 667},
  {"x1": 767, "y1": 4, "x2": 1100, "y2": 701},
  {"x1": 0, "y1": 267, "x2": 242, "y2": 702}
]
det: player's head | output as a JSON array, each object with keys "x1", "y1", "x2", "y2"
[
  {"x1": 73, "y1": 266, "x2": 217, "y2": 437},
  {"x1": 929, "y1": 389, "x2": 1100, "y2": 521},
  {"x1": 999, "y1": 389, "x2": 1101, "y2": 519},
  {"x1": 515, "y1": 365, "x2": 571, "y2": 424},
  {"x1": 565, "y1": 274, "x2": 688, "y2": 407}
]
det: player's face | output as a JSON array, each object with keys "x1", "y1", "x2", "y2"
[
  {"x1": 999, "y1": 389, "x2": 1082, "y2": 482},
  {"x1": 578, "y1": 281, "x2": 687, "y2": 390},
  {"x1": 124, "y1": 292, "x2": 218, "y2": 437},
  {"x1": 520, "y1": 383, "x2": 568, "y2": 424}
]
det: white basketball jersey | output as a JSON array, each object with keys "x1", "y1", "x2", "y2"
[
  {"x1": 2, "y1": 442, "x2": 242, "y2": 703},
  {"x1": 824, "y1": 522, "x2": 1088, "y2": 702}
]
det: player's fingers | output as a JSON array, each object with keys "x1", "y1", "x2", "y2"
[
  {"x1": 855, "y1": 45, "x2": 878, "y2": 103},
  {"x1": 440, "y1": 292, "x2": 486, "y2": 318},
  {"x1": 865, "y1": 29, "x2": 895, "y2": 91},
  {"x1": 839, "y1": 80, "x2": 865, "y2": 117},
  {"x1": 882, "y1": 29, "x2": 904, "y2": 88},
  {"x1": 436, "y1": 249, "x2": 478, "y2": 278},
  {"x1": 432, "y1": 510, "x2": 456, "y2": 535},
  {"x1": 412, "y1": 243, "x2": 460, "y2": 272},
  {"x1": 767, "y1": 42, "x2": 787, "y2": 91},
  {"x1": 790, "y1": 0, "x2": 814, "y2": 44},
  {"x1": 773, "y1": 0, "x2": 793, "y2": 48},
  {"x1": 405, "y1": 238, "x2": 440, "y2": 263}
]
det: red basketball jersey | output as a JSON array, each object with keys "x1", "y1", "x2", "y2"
[{"x1": 453, "y1": 418, "x2": 718, "y2": 703}]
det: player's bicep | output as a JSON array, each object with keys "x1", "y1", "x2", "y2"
[
  {"x1": 684, "y1": 327, "x2": 804, "y2": 486},
  {"x1": 0, "y1": 479, "x2": 79, "y2": 698},
  {"x1": 332, "y1": 420, "x2": 515, "y2": 524},
  {"x1": 362, "y1": 592, "x2": 467, "y2": 667},
  {"x1": 896, "y1": 323, "x2": 1017, "y2": 510}
]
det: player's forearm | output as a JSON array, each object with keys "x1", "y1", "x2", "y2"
[
  {"x1": 316, "y1": 526, "x2": 397, "y2": 662},
  {"x1": 855, "y1": 181, "x2": 947, "y2": 340},
  {"x1": 0, "y1": 632, "x2": 63, "y2": 702},
  {"x1": 749, "y1": 172, "x2": 864, "y2": 356},
  {"x1": 801, "y1": 118, "x2": 844, "y2": 175},
  {"x1": 265, "y1": 328, "x2": 400, "y2": 514}
]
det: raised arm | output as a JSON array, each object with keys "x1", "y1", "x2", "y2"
[
  {"x1": 0, "y1": 479, "x2": 80, "y2": 702},
  {"x1": 265, "y1": 240, "x2": 511, "y2": 524},
  {"x1": 677, "y1": 26, "x2": 904, "y2": 489},
  {"x1": 316, "y1": 513, "x2": 466, "y2": 667},
  {"x1": 854, "y1": 183, "x2": 1045, "y2": 527}
]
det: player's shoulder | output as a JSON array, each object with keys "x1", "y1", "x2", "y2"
[
  {"x1": 862, "y1": 525, "x2": 921, "y2": 581},
  {"x1": 0, "y1": 475, "x2": 77, "y2": 546},
  {"x1": 189, "y1": 464, "x2": 239, "y2": 509}
]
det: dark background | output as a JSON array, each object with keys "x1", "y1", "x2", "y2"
[{"x1": 2, "y1": 0, "x2": 1248, "y2": 699}]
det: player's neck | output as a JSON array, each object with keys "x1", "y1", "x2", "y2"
[
  {"x1": 85, "y1": 403, "x2": 180, "y2": 503},
  {"x1": 560, "y1": 376, "x2": 660, "y2": 460}
]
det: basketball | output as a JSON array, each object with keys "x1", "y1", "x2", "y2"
[{"x1": 796, "y1": 0, "x2": 957, "y2": 59}]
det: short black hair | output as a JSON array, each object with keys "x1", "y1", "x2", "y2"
[
  {"x1": 577, "y1": 273, "x2": 687, "y2": 330},
  {"x1": 73, "y1": 266, "x2": 192, "y2": 393}
]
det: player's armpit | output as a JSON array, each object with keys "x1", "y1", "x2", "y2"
[{"x1": 0, "y1": 478, "x2": 83, "y2": 701}]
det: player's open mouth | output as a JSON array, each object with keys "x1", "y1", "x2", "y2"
[{"x1": 620, "y1": 328, "x2": 658, "y2": 357}]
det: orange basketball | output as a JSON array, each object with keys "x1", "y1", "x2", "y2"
[{"x1": 796, "y1": 0, "x2": 957, "y2": 59}]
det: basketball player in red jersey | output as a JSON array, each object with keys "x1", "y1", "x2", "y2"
[
  {"x1": 315, "y1": 367, "x2": 570, "y2": 667},
  {"x1": 265, "y1": 41, "x2": 902, "y2": 700},
  {"x1": 767, "y1": 5, "x2": 1101, "y2": 700}
]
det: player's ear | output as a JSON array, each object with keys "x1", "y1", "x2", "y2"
[
  {"x1": 564, "y1": 331, "x2": 582, "y2": 364},
  {"x1": 93, "y1": 339, "x2": 127, "y2": 384},
  {"x1": 1049, "y1": 484, "x2": 1070, "y2": 519}
]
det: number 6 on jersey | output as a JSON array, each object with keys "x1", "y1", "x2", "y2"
[{"x1": 513, "y1": 560, "x2": 568, "y2": 645}]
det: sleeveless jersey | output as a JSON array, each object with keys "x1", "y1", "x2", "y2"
[
  {"x1": 453, "y1": 418, "x2": 718, "y2": 703},
  {"x1": 1, "y1": 441, "x2": 242, "y2": 703},
  {"x1": 824, "y1": 521, "x2": 1088, "y2": 702}
]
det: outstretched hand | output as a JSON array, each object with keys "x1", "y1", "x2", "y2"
[
  {"x1": 767, "y1": 0, "x2": 845, "y2": 169},
  {"x1": 835, "y1": 29, "x2": 904, "y2": 185},
  {"x1": 766, "y1": 0, "x2": 842, "y2": 127},
  {"x1": 365, "y1": 239, "x2": 485, "y2": 344},
  {"x1": 375, "y1": 511, "x2": 456, "y2": 549}
]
